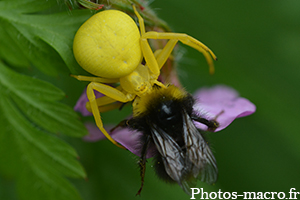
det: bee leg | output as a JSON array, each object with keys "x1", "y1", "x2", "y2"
[
  {"x1": 110, "y1": 119, "x2": 127, "y2": 133},
  {"x1": 136, "y1": 135, "x2": 151, "y2": 196},
  {"x1": 192, "y1": 116, "x2": 219, "y2": 132},
  {"x1": 110, "y1": 117, "x2": 141, "y2": 133},
  {"x1": 206, "y1": 110, "x2": 225, "y2": 131}
]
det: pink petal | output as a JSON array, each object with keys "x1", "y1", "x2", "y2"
[
  {"x1": 193, "y1": 85, "x2": 256, "y2": 131},
  {"x1": 74, "y1": 88, "x2": 104, "y2": 116},
  {"x1": 83, "y1": 122, "x2": 156, "y2": 158}
]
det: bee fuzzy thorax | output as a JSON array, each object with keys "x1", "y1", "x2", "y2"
[{"x1": 132, "y1": 85, "x2": 191, "y2": 117}]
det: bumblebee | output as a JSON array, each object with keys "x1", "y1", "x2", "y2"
[{"x1": 113, "y1": 85, "x2": 219, "y2": 195}]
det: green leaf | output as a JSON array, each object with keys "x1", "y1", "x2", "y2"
[
  {"x1": 0, "y1": 62, "x2": 87, "y2": 137},
  {"x1": 17, "y1": 166, "x2": 82, "y2": 200},
  {"x1": 0, "y1": 0, "x2": 93, "y2": 76},
  {"x1": 0, "y1": 62, "x2": 87, "y2": 200}
]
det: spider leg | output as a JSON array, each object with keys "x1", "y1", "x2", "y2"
[
  {"x1": 70, "y1": 74, "x2": 119, "y2": 83},
  {"x1": 86, "y1": 82, "x2": 135, "y2": 149},
  {"x1": 153, "y1": 39, "x2": 178, "y2": 70},
  {"x1": 85, "y1": 95, "x2": 124, "y2": 113},
  {"x1": 94, "y1": 95, "x2": 118, "y2": 107},
  {"x1": 86, "y1": 85, "x2": 126, "y2": 112},
  {"x1": 132, "y1": 5, "x2": 178, "y2": 83},
  {"x1": 140, "y1": 36, "x2": 160, "y2": 78},
  {"x1": 98, "y1": 102, "x2": 124, "y2": 113},
  {"x1": 139, "y1": 39, "x2": 178, "y2": 85},
  {"x1": 132, "y1": 5, "x2": 161, "y2": 79},
  {"x1": 132, "y1": 5, "x2": 145, "y2": 35},
  {"x1": 143, "y1": 32, "x2": 217, "y2": 74}
]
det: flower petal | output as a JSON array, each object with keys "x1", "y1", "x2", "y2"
[
  {"x1": 83, "y1": 122, "x2": 107, "y2": 141},
  {"x1": 83, "y1": 122, "x2": 156, "y2": 158},
  {"x1": 193, "y1": 85, "x2": 256, "y2": 131},
  {"x1": 74, "y1": 88, "x2": 104, "y2": 116}
]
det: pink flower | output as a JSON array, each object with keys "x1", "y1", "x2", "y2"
[
  {"x1": 74, "y1": 88, "x2": 104, "y2": 116},
  {"x1": 193, "y1": 85, "x2": 256, "y2": 131},
  {"x1": 75, "y1": 85, "x2": 256, "y2": 158},
  {"x1": 84, "y1": 122, "x2": 157, "y2": 158}
]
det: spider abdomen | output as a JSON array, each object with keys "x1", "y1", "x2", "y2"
[{"x1": 73, "y1": 10, "x2": 142, "y2": 78}]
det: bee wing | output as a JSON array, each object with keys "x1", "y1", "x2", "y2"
[
  {"x1": 150, "y1": 111, "x2": 218, "y2": 195},
  {"x1": 183, "y1": 110, "x2": 218, "y2": 184},
  {"x1": 151, "y1": 124, "x2": 186, "y2": 184}
]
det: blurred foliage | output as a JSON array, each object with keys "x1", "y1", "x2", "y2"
[
  {"x1": 0, "y1": 0, "x2": 299, "y2": 199},
  {"x1": 154, "y1": 0, "x2": 300, "y2": 197}
]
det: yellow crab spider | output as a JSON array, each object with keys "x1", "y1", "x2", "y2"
[{"x1": 72, "y1": 5, "x2": 217, "y2": 149}]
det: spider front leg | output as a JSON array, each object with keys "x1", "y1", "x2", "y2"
[
  {"x1": 71, "y1": 74, "x2": 119, "y2": 83},
  {"x1": 86, "y1": 82, "x2": 135, "y2": 149},
  {"x1": 85, "y1": 95, "x2": 124, "y2": 113},
  {"x1": 132, "y1": 5, "x2": 161, "y2": 79},
  {"x1": 141, "y1": 39, "x2": 179, "y2": 84},
  {"x1": 132, "y1": 5, "x2": 179, "y2": 82},
  {"x1": 142, "y1": 32, "x2": 217, "y2": 75}
]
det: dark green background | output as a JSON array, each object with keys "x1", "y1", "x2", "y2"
[
  {"x1": 2, "y1": 0, "x2": 299, "y2": 199},
  {"x1": 73, "y1": 0, "x2": 300, "y2": 199}
]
